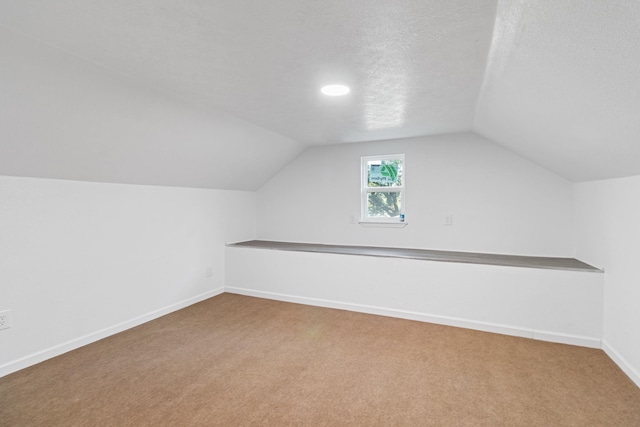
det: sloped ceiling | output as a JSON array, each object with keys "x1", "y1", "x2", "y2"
[
  {"x1": 0, "y1": 27, "x2": 303, "y2": 191},
  {"x1": 475, "y1": 0, "x2": 640, "y2": 182},
  {"x1": 0, "y1": 0, "x2": 639, "y2": 187}
]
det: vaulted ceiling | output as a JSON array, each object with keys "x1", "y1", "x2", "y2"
[{"x1": 1, "y1": 0, "x2": 639, "y2": 187}]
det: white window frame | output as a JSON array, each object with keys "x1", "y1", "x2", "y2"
[{"x1": 361, "y1": 154, "x2": 405, "y2": 224}]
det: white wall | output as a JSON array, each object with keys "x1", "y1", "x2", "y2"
[
  {"x1": 0, "y1": 175, "x2": 255, "y2": 376},
  {"x1": 574, "y1": 175, "x2": 640, "y2": 387},
  {"x1": 226, "y1": 247, "x2": 603, "y2": 348},
  {"x1": 257, "y1": 133, "x2": 574, "y2": 257}
]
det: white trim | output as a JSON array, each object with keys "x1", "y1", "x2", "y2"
[
  {"x1": 3, "y1": 286, "x2": 615, "y2": 380},
  {"x1": 361, "y1": 154, "x2": 405, "y2": 222},
  {"x1": 225, "y1": 286, "x2": 601, "y2": 349},
  {"x1": 602, "y1": 340, "x2": 640, "y2": 389},
  {"x1": 533, "y1": 330, "x2": 601, "y2": 348},
  {"x1": 0, "y1": 287, "x2": 224, "y2": 378},
  {"x1": 359, "y1": 221, "x2": 408, "y2": 228}
]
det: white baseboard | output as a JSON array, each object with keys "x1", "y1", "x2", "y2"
[
  {"x1": 0, "y1": 287, "x2": 224, "y2": 378},
  {"x1": 225, "y1": 287, "x2": 601, "y2": 349},
  {"x1": 2, "y1": 286, "x2": 609, "y2": 379},
  {"x1": 533, "y1": 330, "x2": 601, "y2": 348},
  {"x1": 602, "y1": 340, "x2": 640, "y2": 389}
]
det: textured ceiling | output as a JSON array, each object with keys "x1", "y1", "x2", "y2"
[
  {"x1": 475, "y1": 0, "x2": 640, "y2": 182},
  {"x1": 1, "y1": 0, "x2": 639, "y2": 185},
  {"x1": 0, "y1": 0, "x2": 497, "y2": 144}
]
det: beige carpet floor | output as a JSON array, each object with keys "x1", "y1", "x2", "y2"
[{"x1": 1, "y1": 293, "x2": 639, "y2": 426}]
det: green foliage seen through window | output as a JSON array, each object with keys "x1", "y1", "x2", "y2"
[{"x1": 366, "y1": 159, "x2": 403, "y2": 218}]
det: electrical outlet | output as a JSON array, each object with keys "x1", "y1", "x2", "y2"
[
  {"x1": 206, "y1": 266, "x2": 213, "y2": 278},
  {"x1": 0, "y1": 310, "x2": 11, "y2": 330},
  {"x1": 444, "y1": 213, "x2": 453, "y2": 226}
]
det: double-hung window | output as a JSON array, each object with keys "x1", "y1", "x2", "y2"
[{"x1": 361, "y1": 154, "x2": 405, "y2": 223}]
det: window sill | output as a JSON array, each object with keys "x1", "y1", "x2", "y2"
[{"x1": 358, "y1": 221, "x2": 408, "y2": 228}]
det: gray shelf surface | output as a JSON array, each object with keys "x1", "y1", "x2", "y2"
[{"x1": 228, "y1": 240, "x2": 602, "y2": 273}]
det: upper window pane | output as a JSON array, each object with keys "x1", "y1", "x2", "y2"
[{"x1": 367, "y1": 159, "x2": 403, "y2": 187}]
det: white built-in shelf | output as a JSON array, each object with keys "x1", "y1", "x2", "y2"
[{"x1": 227, "y1": 240, "x2": 602, "y2": 273}]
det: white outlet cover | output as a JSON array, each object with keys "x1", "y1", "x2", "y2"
[{"x1": 0, "y1": 310, "x2": 11, "y2": 330}]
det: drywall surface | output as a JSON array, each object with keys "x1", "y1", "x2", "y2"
[
  {"x1": 0, "y1": 26, "x2": 303, "y2": 190},
  {"x1": 0, "y1": 175, "x2": 255, "y2": 376},
  {"x1": 0, "y1": 1, "x2": 498, "y2": 145},
  {"x1": 257, "y1": 133, "x2": 573, "y2": 257},
  {"x1": 475, "y1": 0, "x2": 640, "y2": 182},
  {"x1": 574, "y1": 175, "x2": 640, "y2": 387},
  {"x1": 226, "y1": 246, "x2": 603, "y2": 347}
]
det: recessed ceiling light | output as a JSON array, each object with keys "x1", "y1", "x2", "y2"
[{"x1": 321, "y1": 84, "x2": 350, "y2": 96}]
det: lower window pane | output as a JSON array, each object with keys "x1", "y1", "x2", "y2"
[{"x1": 367, "y1": 192, "x2": 402, "y2": 218}]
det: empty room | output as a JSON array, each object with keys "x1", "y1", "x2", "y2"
[{"x1": 1, "y1": 0, "x2": 640, "y2": 425}]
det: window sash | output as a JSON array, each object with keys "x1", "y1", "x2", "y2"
[{"x1": 361, "y1": 154, "x2": 405, "y2": 222}]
